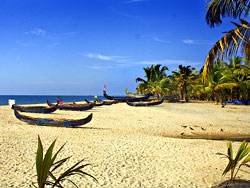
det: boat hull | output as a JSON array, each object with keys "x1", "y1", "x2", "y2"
[
  {"x1": 103, "y1": 91, "x2": 151, "y2": 102},
  {"x1": 14, "y1": 110, "x2": 92, "y2": 127},
  {"x1": 47, "y1": 100, "x2": 94, "y2": 111},
  {"x1": 12, "y1": 104, "x2": 57, "y2": 113},
  {"x1": 126, "y1": 99, "x2": 164, "y2": 107}
]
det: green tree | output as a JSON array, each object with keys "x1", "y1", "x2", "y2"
[
  {"x1": 221, "y1": 57, "x2": 250, "y2": 102},
  {"x1": 172, "y1": 65, "x2": 198, "y2": 102},
  {"x1": 205, "y1": 60, "x2": 227, "y2": 104},
  {"x1": 136, "y1": 64, "x2": 168, "y2": 96}
]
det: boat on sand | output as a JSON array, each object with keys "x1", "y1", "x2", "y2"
[
  {"x1": 12, "y1": 104, "x2": 57, "y2": 113},
  {"x1": 103, "y1": 90, "x2": 152, "y2": 102},
  {"x1": 47, "y1": 100, "x2": 94, "y2": 111},
  {"x1": 126, "y1": 99, "x2": 164, "y2": 107},
  {"x1": 14, "y1": 110, "x2": 93, "y2": 127}
]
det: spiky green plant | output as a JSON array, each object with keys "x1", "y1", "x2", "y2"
[
  {"x1": 217, "y1": 140, "x2": 250, "y2": 180},
  {"x1": 32, "y1": 135, "x2": 97, "y2": 188}
]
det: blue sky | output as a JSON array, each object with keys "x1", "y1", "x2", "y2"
[{"x1": 0, "y1": 0, "x2": 239, "y2": 95}]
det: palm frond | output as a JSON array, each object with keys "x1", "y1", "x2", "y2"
[
  {"x1": 135, "y1": 78, "x2": 147, "y2": 83},
  {"x1": 203, "y1": 19, "x2": 250, "y2": 82},
  {"x1": 205, "y1": 0, "x2": 250, "y2": 27}
]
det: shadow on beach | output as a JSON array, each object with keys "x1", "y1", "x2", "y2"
[
  {"x1": 160, "y1": 133, "x2": 250, "y2": 142},
  {"x1": 212, "y1": 179, "x2": 250, "y2": 188},
  {"x1": 73, "y1": 126, "x2": 109, "y2": 130}
]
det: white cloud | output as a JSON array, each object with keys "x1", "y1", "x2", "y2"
[
  {"x1": 26, "y1": 28, "x2": 46, "y2": 36},
  {"x1": 85, "y1": 53, "x2": 129, "y2": 63},
  {"x1": 86, "y1": 53, "x2": 112, "y2": 60},
  {"x1": 88, "y1": 66, "x2": 113, "y2": 70},
  {"x1": 183, "y1": 39, "x2": 213, "y2": 45},
  {"x1": 137, "y1": 59, "x2": 201, "y2": 66},
  {"x1": 153, "y1": 37, "x2": 170, "y2": 43},
  {"x1": 183, "y1": 39, "x2": 195, "y2": 44}
]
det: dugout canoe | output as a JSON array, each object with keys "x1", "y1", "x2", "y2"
[
  {"x1": 12, "y1": 104, "x2": 57, "y2": 113},
  {"x1": 125, "y1": 88, "x2": 147, "y2": 98},
  {"x1": 84, "y1": 99, "x2": 104, "y2": 106},
  {"x1": 103, "y1": 90, "x2": 152, "y2": 102},
  {"x1": 14, "y1": 110, "x2": 92, "y2": 127},
  {"x1": 126, "y1": 99, "x2": 164, "y2": 107},
  {"x1": 47, "y1": 100, "x2": 94, "y2": 111}
]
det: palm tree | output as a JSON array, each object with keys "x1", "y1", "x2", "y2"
[
  {"x1": 205, "y1": 60, "x2": 227, "y2": 104},
  {"x1": 172, "y1": 65, "x2": 198, "y2": 102},
  {"x1": 136, "y1": 64, "x2": 168, "y2": 95},
  {"x1": 189, "y1": 67, "x2": 207, "y2": 101},
  {"x1": 221, "y1": 57, "x2": 250, "y2": 101},
  {"x1": 203, "y1": 0, "x2": 250, "y2": 82}
]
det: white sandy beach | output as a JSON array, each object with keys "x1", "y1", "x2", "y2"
[{"x1": 0, "y1": 102, "x2": 250, "y2": 187}]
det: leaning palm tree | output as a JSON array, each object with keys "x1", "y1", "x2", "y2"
[{"x1": 203, "y1": 0, "x2": 250, "y2": 82}]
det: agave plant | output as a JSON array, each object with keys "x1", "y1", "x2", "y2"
[
  {"x1": 32, "y1": 135, "x2": 97, "y2": 188},
  {"x1": 217, "y1": 140, "x2": 250, "y2": 180}
]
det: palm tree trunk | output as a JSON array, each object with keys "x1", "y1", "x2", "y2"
[
  {"x1": 219, "y1": 91, "x2": 223, "y2": 104},
  {"x1": 237, "y1": 87, "x2": 240, "y2": 100},
  {"x1": 230, "y1": 89, "x2": 233, "y2": 101},
  {"x1": 214, "y1": 91, "x2": 219, "y2": 105},
  {"x1": 183, "y1": 82, "x2": 188, "y2": 102}
]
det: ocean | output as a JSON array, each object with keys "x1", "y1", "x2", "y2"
[{"x1": 0, "y1": 95, "x2": 107, "y2": 106}]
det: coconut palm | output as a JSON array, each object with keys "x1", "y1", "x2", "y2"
[
  {"x1": 136, "y1": 64, "x2": 168, "y2": 95},
  {"x1": 204, "y1": 60, "x2": 228, "y2": 104},
  {"x1": 203, "y1": 0, "x2": 250, "y2": 82},
  {"x1": 189, "y1": 67, "x2": 207, "y2": 101},
  {"x1": 160, "y1": 76, "x2": 178, "y2": 96},
  {"x1": 205, "y1": 0, "x2": 250, "y2": 28},
  {"x1": 221, "y1": 57, "x2": 250, "y2": 101},
  {"x1": 172, "y1": 65, "x2": 198, "y2": 102}
]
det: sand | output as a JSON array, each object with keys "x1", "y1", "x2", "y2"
[{"x1": 0, "y1": 101, "x2": 249, "y2": 187}]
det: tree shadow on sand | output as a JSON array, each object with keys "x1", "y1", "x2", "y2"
[
  {"x1": 161, "y1": 133, "x2": 250, "y2": 142},
  {"x1": 212, "y1": 179, "x2": 250, "y2": 188},
  {"x1": 71, "y1": 126, "x2": 109, "y2": 130}
]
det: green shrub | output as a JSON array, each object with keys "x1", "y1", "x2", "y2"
[
  {"x1": 32, "y1": 135, "x2": 97, "y2": 188},
  {"x1": 217, "y1": 140, "x2": 250, "y2": 180}
]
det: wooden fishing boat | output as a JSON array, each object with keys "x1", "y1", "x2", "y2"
[
  {"x1": 125, "y1": 88, "x2": 147, "y2": 98},
  {"x1": 12, "y1": 104, "x2": 57, "y2": 113},
  {"x1": 126, "y1": 99, "x2": 164, "y2": 107},
  {"x1": 103, "y1": 90, "x2": 152, "y2": 102},
  {"x1": 102, "y1": 100, "x2": 117, "y2": 105},
  {"x1": 84, "y1": 99, "x2": 104, "y2": 106},
  {"x1": 47, "y1": 100, "x2": 94, "y2": 111},
  {"x1": 14, "y1": 110, "x2": 92, "y2": 127}
]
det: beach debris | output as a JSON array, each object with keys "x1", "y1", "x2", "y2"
[
  {"x1": 182, "y1": 125, "x2": 187, "y2": 128},
  {"x1": 221, "y1": 128, "x2": 224, "y2": 132},
  {"x1": 201, "y1": 127, "x2": 206, "y2": 131},
  {"x1": 189, "y1": 127, "x2": 194, "y2": 130},
  {"x1": 181, "y1": 132, "x2": 184, "y2": 135}
]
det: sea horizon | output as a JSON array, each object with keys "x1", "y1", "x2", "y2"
[{"x1": 0, "y1": 94, "x2": 118, "y2": 106}]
